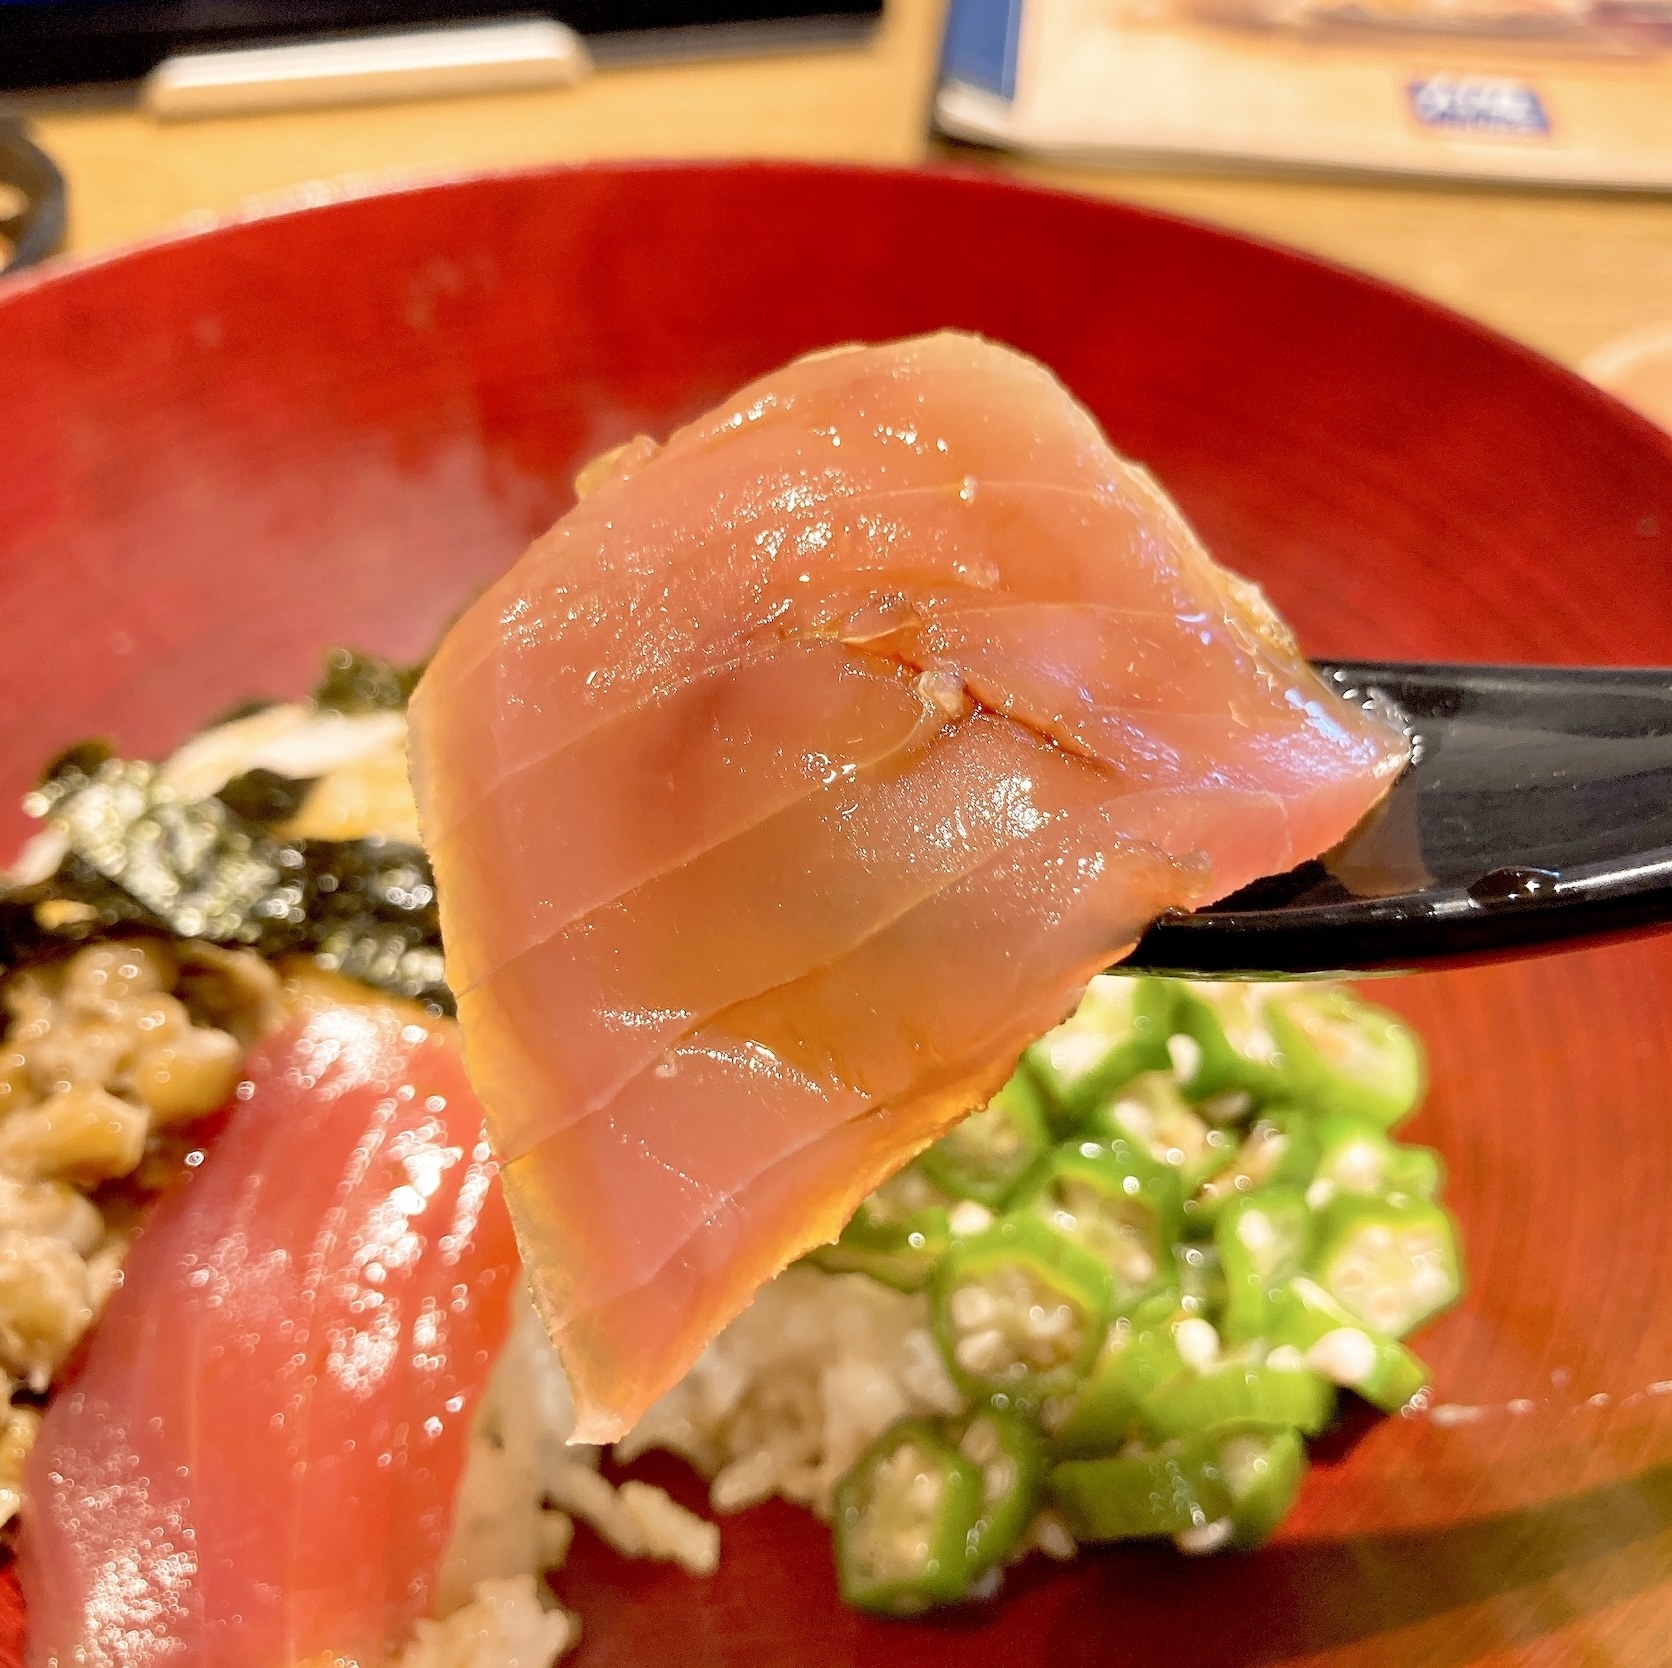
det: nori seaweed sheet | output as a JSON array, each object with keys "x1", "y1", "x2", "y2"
[
  {"x1": 4, "y1": 750, "x2": 452, "y2": 1016},
  {"x1": 313, "y1": 647, "x2": 426, "y2": 716}
]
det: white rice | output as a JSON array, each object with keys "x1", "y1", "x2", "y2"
[
  {"x1": 617, "y1": 1265, "x2": 965, "y2": 1518},
  {"x1": 398, "y1": 1577, "x2": 576, "y2": 1668},
  {"x1": 416, "y1": 1263, "x2": 972, "y2": 1666}
]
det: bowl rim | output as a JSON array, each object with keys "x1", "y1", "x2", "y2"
[{"x1": 3, "y1": 154, "x2": 1669, "y2": 467}]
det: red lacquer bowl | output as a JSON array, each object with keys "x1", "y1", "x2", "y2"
[{"x1": 3, "y1": 163, "x2": 1672, "y2": 1668}]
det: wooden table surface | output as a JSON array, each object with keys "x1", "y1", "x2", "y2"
[{"x1": 11, "y1": 0, "x2": 1672, "y2": 371}]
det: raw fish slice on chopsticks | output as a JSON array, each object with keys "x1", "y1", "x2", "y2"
[
  {"x1": 459, "y1": 708, "x2": 1119, "y2": 1156},
  {"x1": 408, "y1": 330, "x2": 1409, "y2": 1442},
  {"x1": 504, "y1": 795, "x2": 1183, "y2": 1428}
]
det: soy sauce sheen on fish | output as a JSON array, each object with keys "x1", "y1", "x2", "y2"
[{"x1": 407, "y1": 332, "x2": 1409, "y2": 1443}]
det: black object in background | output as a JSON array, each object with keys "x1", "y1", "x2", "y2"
[
  {"x1": 0, "y1": 0, "x2": 884, "y2": 89},
  {"x1": 0, "y1": 119, "x2": 66, "y2": 272}
]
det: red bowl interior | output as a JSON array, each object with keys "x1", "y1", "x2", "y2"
[{"x1": 4, "y1": 161, "x2": 1672, "y2": 1668}]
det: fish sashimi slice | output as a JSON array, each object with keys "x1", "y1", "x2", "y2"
[
  {"x1": 19, "y1": 997, "x2": 518, "y2": 1668},
  {"x1": 460, "y1": 709, "x2": 1122, "y2": 1150},
  {"x1": 428, "y1": 640, "x2": 930, "y2": 988},
  {"x1": 409, "y1": 346, "x2": 1174, "y2": 814},
  {"x1": 501, "y1": 797, "x2": 1180, "y2": 1423},
  {"x1": 407, "y1": 330, "x2": 1410, "y2": 1443},
  {"x1": 508, "y1": 792, "x2": 1170, "y2": 1303}
]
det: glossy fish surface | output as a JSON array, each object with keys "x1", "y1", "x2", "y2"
[
  {"x1": 19, "y1": 998, "x2": 518, "y2": 1668},
  {"x1": 408, "y1": 332, "x2": 1408, "y2": 1442}
]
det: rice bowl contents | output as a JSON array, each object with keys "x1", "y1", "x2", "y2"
[
  {"x1": 0, "y1": 333, "x2": 1457, "y2": 1664},
  {"x1": 0, "y1": 648, "x2": 1461, "y2": 1664}
]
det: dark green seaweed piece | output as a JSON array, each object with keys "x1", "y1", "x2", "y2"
[
  {"x1": 6, "y1": 757, "x2": 453, "y2": 1014},
  {"x1": 286, "y1": 839, "x2": 450, "y2": 1011},
  {"x1": 216, "y1": 769, "x2": 318, "y2": 825},
  {"x1": 35, "y1": 739, "x2": 114, "y2": 792},
  {"x1": 28, "y1": 759, "x2": 283, "y2": 942},
  {"x1": 0, "y1": 854, "x2": 168, "y2": 966},
  {"x1": 313, "y1": 647, "x2": 426, "y2": 716}
]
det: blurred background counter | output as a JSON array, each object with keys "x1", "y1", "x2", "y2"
[{"x1": 12, "y1": 0, "x2": 1672, "y2": 372}]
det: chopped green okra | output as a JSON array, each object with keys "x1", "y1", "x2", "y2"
[
  {"x1": 809, "y1": 1215, "x2": 950, "y2": 1293},
  {"x1": 1218, "y1": 1427, "x2": 1308, "y2": 1547},
  {"x1": 833, "y1": 1419, "x2": 985, "y2": 1615},
  {"x1": 816, "y1": 974, "x2": 1460, "y2": 1610},
  {"x1": 956, "y1": 1406, "x2": 1046, "y2": 1576},
  {"x1": 1088, "y1": 1071, "x2": 1238, "y2": 1191},
  {"x1": 1047, "y1": 1293, "x2": 1188, "y2": 1458},
  {"x1": 1188, "y1": 1113, "x2": 1319, "y2": 1227},
  {"x1": 1384, "y1": 1145, "x2": 1445, "y2": 1201},
  {"x1": 1325, "y1": 1331, "x2": 1430, "y2": 1413},
  {"x1": 1307, "y1": 1113, "x2": 1444, "y2": 1205},
  {"x1": 1049, "y1": 1437, "x2": 1232, "y2": 1541},
  {"x1": 808, "y1": 1164, "x2": 953, "y2": 1292},
  {"x1": 1264, "y1": 988, "x2": 1425, "y2": 1128},
  {"x1": 1174, "y1": 1241, "x2": 1226, "y2": 1315},
  {"x1": 1216, "y1": 1186, "x2": 1313, "y2": 1341},
  {"x1": 1047, "y1": 1366, "x2": 1140, "y2": 1463},
  {"x1": 1265, "y1": 1278, "x2": 1432, "y2": 1412},
  {"x1": 932, "y1": 1217, "x2": 1111, "y2": 1405},
  {"x1": 1140, "y1": 1354, "x2": 1336, "y2": 1441},
  {"x1": 1168, "y1": 982, "x2": 1292, "y2": 1103},
  {"x1": 1023, "y1": 975, "x2": 1177, "y2": 1126},
  {"x1": 920, "y1": 1076, "x2": 1052, "y2": 1208},
  {"x1": 1011, "y1": 1140, "x2": 1182, "y2": 1311},
  {"x1": 1310, "y1": 1194, "x2": 1463, "y2": 1338}
]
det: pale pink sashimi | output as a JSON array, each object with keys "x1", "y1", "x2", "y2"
[
  {"x1": 427, "y1": 640, "x2": 932, "y2": 991},
  {"x1": 503, "y1": 800, "x2": 1183, "y2": 1420},
  {"x1": 19, "y1": 999, "x2": 519, "y2": 1668},
  {"x1": 460, "y1": 708, "x2": 1126, "y2": 1149},
  {"x1": 407, "y1": 330, "x2": 1410, "y2": 1442}
]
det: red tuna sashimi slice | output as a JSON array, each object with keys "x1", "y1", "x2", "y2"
[
  {"x1": 407, "y1": 330, "x2": 1409, "y2": 1442},
  {"x1": 19, "y1": 996, "x2": 519, "y2": 1668}
]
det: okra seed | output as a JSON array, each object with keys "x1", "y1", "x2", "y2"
[
  {"x1": 1173, "y1": 1317, "x2": 1221, "y2": 1371},
  {"x1": 949, "y1": 1286, "x2": 997, "y2": 1329},
  {"x1": 1174, "y1": 1516, "x2": 1233, "y2": 1555},
  {"x1": 1200, "y1": 1091, "x2": 1254, "y2": 1123},
  {"x1": 1030, "y1": 1511, "x2": 1077, "y2": 1561},
  {"x1": 1166, "y1": 1035, "x2": 1203, "y2": 1080},
  {"x1": 1306, "y1": 1327, "x2": 1377, "y2": 1385},
  {"x1": 1113, "y1": 1101, "x2": 1153, "y2": 1141},
  {"x1": 954, "y1": 1328, "x2": 1010, "y2": 1375},
  {"x1": 1336, "y1": 1144, "x2": 1383, "y2": 1191}
]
